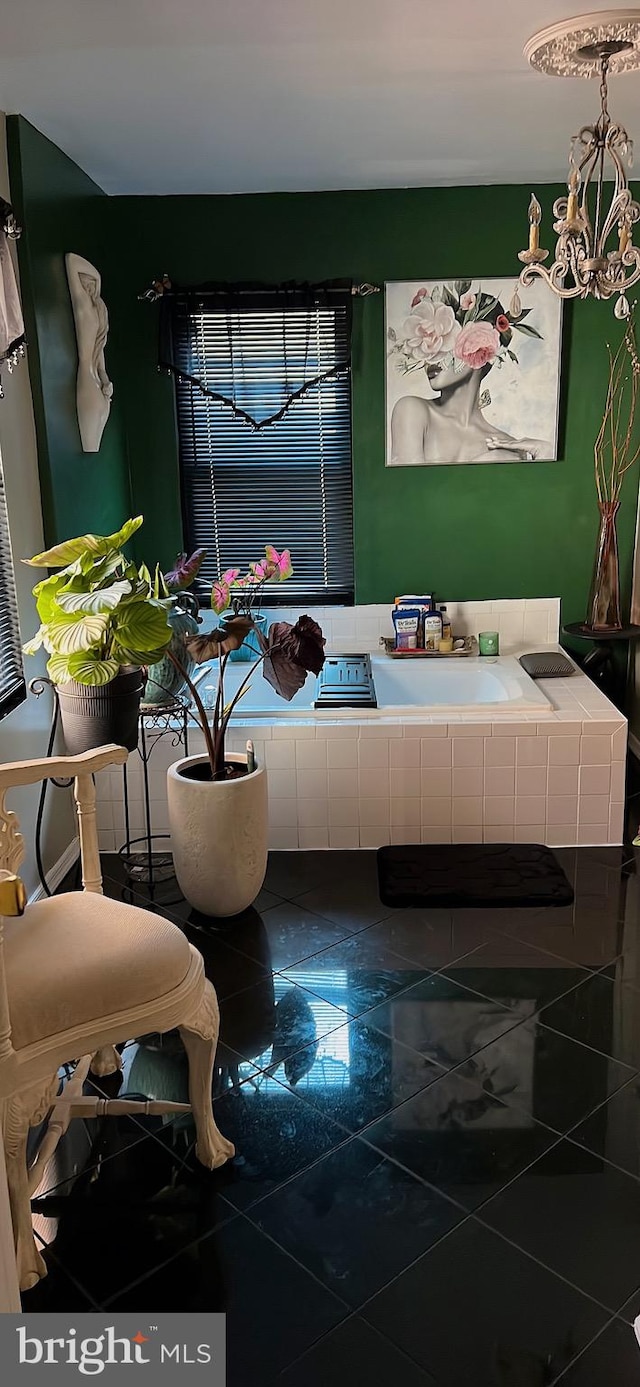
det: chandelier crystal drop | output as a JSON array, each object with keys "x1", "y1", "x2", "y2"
[{"x1": 518, "y1": 12, "x2": 640, "y2": 318}]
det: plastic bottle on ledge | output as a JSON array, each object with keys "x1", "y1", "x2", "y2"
[
  {"x1": 439, "y1": 605, "x2": 452, "y2": 641},
  {"x1": 423, "y1": 602, "x2": 443, "y2": 652}
]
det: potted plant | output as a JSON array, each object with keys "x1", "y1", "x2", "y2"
[
  {"x1": 167, "y1": 545, "x2": 325, "y2": 917},
  {"x1": 23, "y1": 516, "x2": 172, "y2": 753},
  {"x1": 142, "y1": 548, "x2": 206, "y2": 707}
]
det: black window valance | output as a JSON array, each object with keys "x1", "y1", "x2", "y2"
[{"x1": 158, "y1": 279, "x2": 353, "y2": 430}]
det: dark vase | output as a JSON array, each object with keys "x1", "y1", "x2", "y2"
[
  {"x1": 143, "y1": 592, "x2": 200, "y2": 706},
  {"x1": 586, "y1": 499, "x2": 622, "y2": 631},
  {"x1": 56, "y1": 666, "x2": 145, "y2": 754}
]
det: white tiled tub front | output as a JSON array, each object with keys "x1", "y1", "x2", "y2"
[
  {"x1": 93, "y1": 600, "x2": 627, "y2": 853},
  {"x1": 95, "y1": 675, "x2": 627, "y2": 853}
]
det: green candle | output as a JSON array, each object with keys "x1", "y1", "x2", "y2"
[{"x1": 479, "y1": 630, "x2": 499, "y2": 656}]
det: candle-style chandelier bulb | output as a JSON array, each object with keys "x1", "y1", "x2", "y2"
[
  {"x1": 518, "y1": 194, "x2": 549, "y2": 266},
  {"x1": 527, "y1": 193, "x2": 543, "y2": 253},
  {"x1": 565, "y1": 160, "x2": 583, "y2": 230}
]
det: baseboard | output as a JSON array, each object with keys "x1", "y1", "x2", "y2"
[
  {"x1": 629, "y1": 731, "x2": 640, "y2": 764},
  {"x1": 28, "y1": 836, "x2": 80, "y2": 903}
]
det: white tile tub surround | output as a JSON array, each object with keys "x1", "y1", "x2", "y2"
[
  {"x1": 198, "y1": 597, "x2": 561, "y2": 655},
  {"x1": 94, "y1": 638, "x2": 627, "y2": 854}
]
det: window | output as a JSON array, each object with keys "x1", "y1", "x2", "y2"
[
  {"x1": 173, "y1": 289, "x2": 354, "y2": 604},
  {"x1": 0, "y1": 454, "x2": 25, "y2": 719}
]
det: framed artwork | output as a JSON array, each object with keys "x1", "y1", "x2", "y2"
[{"x1": 385, "y1": 277, "x2": 563, "y2": 466}]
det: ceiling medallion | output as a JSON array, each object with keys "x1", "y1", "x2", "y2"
[{"x1": 517, "y1": 10, "x2": 640, "y2": 318}]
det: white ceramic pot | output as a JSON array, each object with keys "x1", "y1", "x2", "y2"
[{"x1": 167, "y1": 753, "x2": 268, "y2": 917}]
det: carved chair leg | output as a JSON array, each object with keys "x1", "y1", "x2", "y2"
[
  {"x1": 90, "y1": 1045, "x2": 123, "y2": 1077},
  {"x1": 179, "y1": 981, "x2": 235, "y2": 1171},
  {"x1": 1, "y1": 1083, "x2": 57, "y2": 1293}
]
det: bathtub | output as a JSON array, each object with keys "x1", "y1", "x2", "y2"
[
  {"x1": 96, "y1": 617, "x2": 627, "y2": 852},
  {"x1": 200, "y1": 654, "x2": 553, "y2": 719}
]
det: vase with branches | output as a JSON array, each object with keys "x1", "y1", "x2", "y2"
[{"x1": 588, "y1": 315, "x2": 640, "y2": 630}]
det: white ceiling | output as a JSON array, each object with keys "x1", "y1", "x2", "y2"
[{"x1": 1, "y1": 1, "x2": 640, "y2": 195}]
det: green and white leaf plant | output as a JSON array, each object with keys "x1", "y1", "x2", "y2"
[{"x1": 23, "y1": 515, "x2": 173, "y2": 686}]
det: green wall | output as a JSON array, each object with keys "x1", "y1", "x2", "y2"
[
  {"x1": 6, "y1": 116, "x2": 131, "y2": 546},
  {"x1": 107, "y1": 185, "x2": 638, "y2": 621},
  {"x1": 8, "y1": 119, "x2": 638, "y2": 627}
]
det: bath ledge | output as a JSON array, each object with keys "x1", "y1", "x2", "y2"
[{"x1": 144, "y1": 646, "x2": 626, "y2": 732}]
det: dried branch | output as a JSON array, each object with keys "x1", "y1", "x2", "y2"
[{"x1": 594, "y1": 315, "x2": 640, "y2": 508}]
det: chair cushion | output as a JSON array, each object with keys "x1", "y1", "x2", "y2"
[{"x1": 4, "y1": 891, "x2": 193, "y2": 1050}]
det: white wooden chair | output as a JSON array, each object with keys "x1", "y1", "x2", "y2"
[{"x1": 0, "y1": 744, "x2": 234, "y2": 1298}]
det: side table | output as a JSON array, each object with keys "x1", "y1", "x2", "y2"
[
  {"x1": 562, "y1": 622, "x2": 640, "y2": 706},
  {"x1": 119, "y1": 696, "x2": 190, "y2": 894}
]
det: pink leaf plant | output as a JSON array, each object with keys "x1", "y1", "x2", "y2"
[
  {"x1": 167, "y1": 546, "x2": 325, "y2": 781},
  {"x1": 211, "y1": 568, "x2": 241, "y2": 615}
]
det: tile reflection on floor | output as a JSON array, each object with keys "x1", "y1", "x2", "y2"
[{"x1": 20, "y1": 843, "x2": 640, "y2": 1384}]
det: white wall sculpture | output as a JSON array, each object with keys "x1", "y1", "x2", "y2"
[{"x1": 65, "y1": 253, "x2": 113, "y2": 453}]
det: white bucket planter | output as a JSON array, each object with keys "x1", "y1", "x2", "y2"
[{"x1": 167, "y1": 753, "x2": 268, "y2": 918}]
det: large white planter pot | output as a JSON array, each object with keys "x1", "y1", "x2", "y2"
[{"x1": 167, "y1": 753, "x2": 268, "y2": 918}]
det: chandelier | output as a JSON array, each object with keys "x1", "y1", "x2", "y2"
[{"x1": 517, "y1": 11, "x2": 640, "y2": 319}]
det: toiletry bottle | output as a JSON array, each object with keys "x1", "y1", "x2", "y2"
[
  {"x1": 439, "y1": 605, "x2": 452, "y2": 641},
  {"x1": 423, "y1": 602, "x2": 443, "y2": 652}
]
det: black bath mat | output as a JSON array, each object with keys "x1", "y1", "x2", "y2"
[{"x1": 377, "y1": 843, "x2": 574, "y2": 909}]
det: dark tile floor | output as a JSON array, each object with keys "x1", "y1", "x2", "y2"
[{"x1": 21, "y1": 786, "x2": 640, "y2": 1385}]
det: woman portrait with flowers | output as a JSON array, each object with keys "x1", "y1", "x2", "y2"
[{"x1": 386, "y1": 278, "x2": 560, "y2": 466}]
